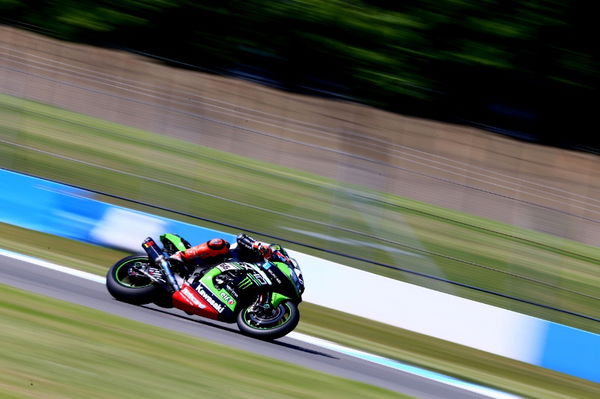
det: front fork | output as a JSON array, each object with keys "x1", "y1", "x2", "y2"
[
  {"x1": 249, "y1": 292, "x2": 291, "y2": 313},
  {"x1": 249, "y1": 293, "x2": 271, "y2": 313}
]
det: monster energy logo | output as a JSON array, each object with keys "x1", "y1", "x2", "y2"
[{"x1": 239, "y1": 276, "x2": 253, "y2": 290}]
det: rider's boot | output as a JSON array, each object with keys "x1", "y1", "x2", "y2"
[{"x1": 168, "y1": 252, "x2": 194, "y2": 276}]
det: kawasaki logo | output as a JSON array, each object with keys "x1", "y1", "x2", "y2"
[
  {"x1": 181, "y1": 287, "x2": 206, "y2": 309},
  {"x1": 198, "y1": 288, "x2": 225, "y2": 313}
]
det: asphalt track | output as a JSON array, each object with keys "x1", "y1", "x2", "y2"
[{"x1": 0, "y1": 252, "x2": 516, "y2": 399}]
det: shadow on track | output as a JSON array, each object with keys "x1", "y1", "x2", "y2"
[
  {"x1": 269, "y1": 339, "x2": 338, "y2": 359},
  {"x1": 139, "y1": 304, "x2": 337, "y2": 359}
]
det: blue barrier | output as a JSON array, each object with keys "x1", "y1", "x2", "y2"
[
  {"x1": 1, "y1": 170, "x2": 100, "y2": 240},
  {"x1": 540, "y1": 323, "x2": 600, "y2": 382},
  {"x1": 2, "y1": 169, "x2": 234, "y2": 247},
  {"x1": 1, "y1": 168, "x2": 598, "y2": 383}
]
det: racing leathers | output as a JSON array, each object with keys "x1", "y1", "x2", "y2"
[{"x1": 169, "y1": 233, "x2": 286, "y2": 270}]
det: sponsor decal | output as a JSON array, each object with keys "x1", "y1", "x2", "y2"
[
  {"x1": 247, "y1": 263, "x2": 272, "y2": 285},
  {"x1": 217, "y1": 262, "x2": 242, "y2": 272},
  {"x1": 220, "y1": 291, "x2": 235, "y2": 305},
  {"x1": 267, "y1": 269, "x2": 282, "y2": 285},
  {"x1": 198, "y1": 288, "x2": 226, "y2": 313},
  {"x1": 181, "y1": 286, "x2": 206, "y2": 309},
  {"x1": 239, "y1": 276, "x2": 253, "y2": 290},
  {"x1": 295, "y1": 270, "x2": 304, "y2": 286},
  {"x1": 252, "y1": 272, "x2": 267, "y2": 285},
  {"x1": 225, "y1": 284, "x2": 239, "y2": 298}
]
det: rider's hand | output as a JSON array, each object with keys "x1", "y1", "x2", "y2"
[
  {"x1": 236, "y1": 233, "x2": 256, "y2": 249},
  {"x1": 252, "y1": 241, "x2": 273, "y2": 259}
]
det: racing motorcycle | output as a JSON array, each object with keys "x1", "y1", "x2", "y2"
[{"x1": 106, "y1": 234, "x2": 304, "y2": 340}]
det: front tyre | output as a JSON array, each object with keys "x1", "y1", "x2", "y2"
[
  {"x1": 236, "y1": 301, "x2": 300, "y2": 340},
  {"x1": 106, "y1": 255, "x2": 160, "y2": 305}
]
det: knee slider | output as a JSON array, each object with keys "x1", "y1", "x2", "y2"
[{"x1": 207, "y1": 238, "x2": 229, "y2": 250}]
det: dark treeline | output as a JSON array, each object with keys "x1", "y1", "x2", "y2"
[{"x1": 2, "y1": 0, "x2": 598, "y2": 151}]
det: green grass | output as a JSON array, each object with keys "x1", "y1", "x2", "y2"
[
  {"x1": 1, "y1": 224, "x2": 599, "y2": 399},
  {"x1": 0, "y1": 283, "x2": 409, "y2": 399},
  {"x1": 1, "y1": 93, "x2": 599, "y2": 333}
]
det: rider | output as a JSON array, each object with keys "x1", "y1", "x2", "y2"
[{"x1": 169, "y1": 233, "x2": 290, "y2": 269}]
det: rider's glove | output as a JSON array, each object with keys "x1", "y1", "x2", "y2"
[
  {"x1": 252, "y1": 241, "x2": 273, "y2": 259},
  {"x1": 237, "y1": 234, "x2": 273, "y2": 259},
  {"x1": 236, "y1": 233, "x2": 256, "y2": 250}
]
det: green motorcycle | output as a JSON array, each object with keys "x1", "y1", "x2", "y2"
[{"x1": 106, "y1": 234, "x2": 304, "y2": 340}]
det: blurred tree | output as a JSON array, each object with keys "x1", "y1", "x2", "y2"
[{"x1": 1, "y1": 0, "x2": 598, "y2": 150}]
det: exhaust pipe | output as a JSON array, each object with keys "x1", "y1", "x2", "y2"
[{"x1": 142, "y1": 237, "x2": 180, "y2": 293}]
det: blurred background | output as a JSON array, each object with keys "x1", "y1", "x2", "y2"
[
  {"x1": 2, "y1": 0, "x2": 598, "y2": 150},
  {"x1": 2, "y1": 0, "x2": 599, "y2": 242},
  {"x1": 1, "y1": 1, "x2": 600, "y2": 397}
]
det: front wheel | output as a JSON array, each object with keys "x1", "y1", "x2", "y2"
[
  {"x1": 236, "y1": 301, "x2": 300, "y2": 340},
  {"x1": 106, "y1": 255, "x2": 160, "y2": 305}
]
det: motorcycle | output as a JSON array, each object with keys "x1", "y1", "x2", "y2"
[{"x1": 106, "y1": 234, "x2": 304, "y2": 340}]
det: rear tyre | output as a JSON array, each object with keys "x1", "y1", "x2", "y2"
[
  {"x1": 236, "y1": 301, "x2": 299, "y2": 340},
  {"x1": 106, "y1": 256, "x2": 160, "y2": 305}
]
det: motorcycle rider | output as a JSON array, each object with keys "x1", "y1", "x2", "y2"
[{"x1": 169, "y1": 233, "x2": 290, "y2": 270}]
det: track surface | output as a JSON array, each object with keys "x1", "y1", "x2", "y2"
[{"x1": 0, "y1": 253, "x2": 501, "y2": 399}]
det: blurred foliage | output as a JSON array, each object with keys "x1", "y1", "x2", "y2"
[{"x1": 2, "y1": 0, "x2": 598, "y2": 148}]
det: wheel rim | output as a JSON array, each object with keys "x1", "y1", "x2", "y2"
[
  {"x1": 242, "y1": 303, "x2": 293, "y2": 330},
  {"x1": 114, "y1": 258, "x2": 154, "y2": 288}
]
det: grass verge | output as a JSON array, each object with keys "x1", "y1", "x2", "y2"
[{"x1": 0, "y1": 283, "x2": 407, "y2": 399}]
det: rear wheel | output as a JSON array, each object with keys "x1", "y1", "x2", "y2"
[
  {"x1": 106, "y1": 256, "x2": 160, "y2": 304},
  {"x1": 236, "y1": 301, "x2": 299, "y2": 340}
]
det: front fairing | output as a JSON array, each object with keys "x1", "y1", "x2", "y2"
[
  {"x1": 189, "y1": 260, "x2": 303, "y2": 322},
  {"x1": 261, "y1": 260, "x2": 304, "y2": 301}
]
